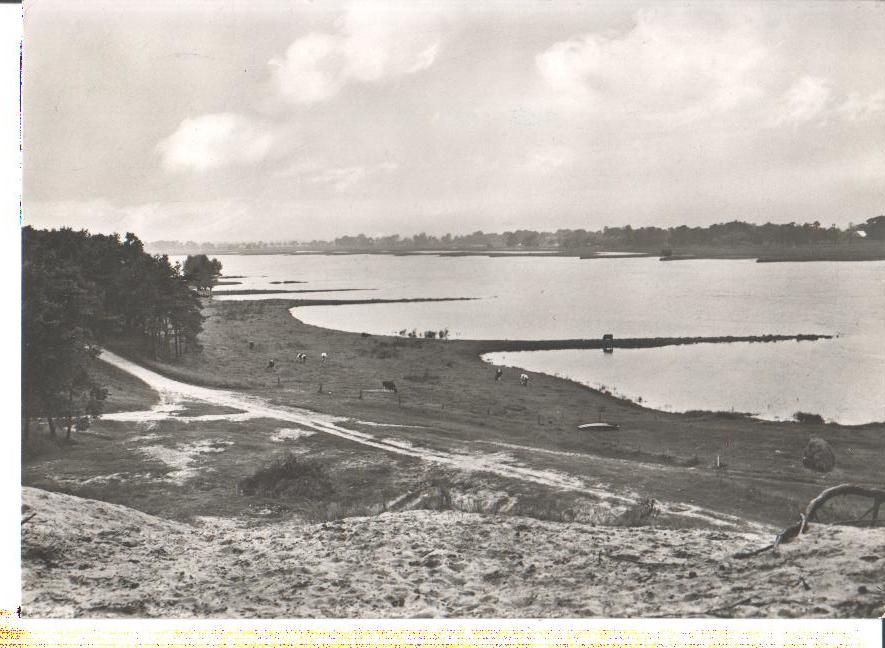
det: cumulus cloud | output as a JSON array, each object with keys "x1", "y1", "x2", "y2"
[
  {"x1": 774, "y1": 76, "x2": 833, "y2": 125},
  {"x1": 535, "y1": 8, "x2": 767, "y2": 122},
  {"x1": 269, "y1": 3, "x2": 442, "y2": 104},
  {"x1": 773, "y1": 77, "x2": 884, "y2": 126},
  {"x1": 156, "y1": 113, "x2": 272, "y2": 173}
]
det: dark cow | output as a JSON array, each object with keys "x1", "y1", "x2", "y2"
[{"x1": 382, "y1": 381, "x2": 398, "y2": 393}]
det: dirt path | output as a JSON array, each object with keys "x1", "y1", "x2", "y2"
[{"x1": 98, "y1": 350, "x2": 769, "y2": 532}]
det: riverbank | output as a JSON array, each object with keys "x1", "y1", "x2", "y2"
[{"x1": 107, "y1": 299, "x2": 884, "y2": 528}]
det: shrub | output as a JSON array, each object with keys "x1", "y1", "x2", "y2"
[
  {"x1": 236, "y1": 453, "x2": 332, "y2": 498},
  {"x1": 802, "y1": 437, "x2": 835, "y2": 472},
  {"x1": 794, "y1": 411, "x2": 825, "y2": 424}
]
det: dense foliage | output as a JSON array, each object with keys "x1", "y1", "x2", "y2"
[
  {"x1": 22, "y1": 227, "x2": 217, "y2": 442},
  {"x1": 182, "y1": 254, "x2": 223, "y2": 294}
]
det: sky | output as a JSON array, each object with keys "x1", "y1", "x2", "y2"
[{"x1": 22, "y1": 0, "x2": 885, "y2": 242}]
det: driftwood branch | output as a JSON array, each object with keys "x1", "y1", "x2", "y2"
[
  {"x1": 734, "y1": 483, "x2": 885, "y2": 559},
  {"x1": 801, "y1": 484, "x2": 885, "y2": 526},
  {"x1": 21, "y1": 512, "x2": 37, "y2": 525}
]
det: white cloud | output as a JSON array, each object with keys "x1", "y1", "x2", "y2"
[
  {"x1": 837, "y1": 89, "x2": 885, "y2": 122},
  {"x1": 773, "y1": 78, "x2": 883, "y2": 126},
  {"x1": 775, "y1": 76, "x2": 833, "y2": 125},
  {"x1": 24, "y1": 199, "x2": 254, "y2": 242},
  {"x1": 274, "y1": 159, "x2": 399, "y2": 192},
  {"x1": 269, "y1": 3, "x2": 442, "y2": 104},
  {"x1": 309, "y1": 161, "x2": 399, "y2": 192},
  {"x1": 535, "y1": 8, "x2": 767, "y2": 122},
  {"x1": 156, "y1": 113, "x2": 272, "y2": 173}
]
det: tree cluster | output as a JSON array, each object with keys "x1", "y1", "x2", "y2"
[
  {"x1": 22, "y1": 227, "x2": 216, "y2": 443},
  {"x1": 182, "y1": 254, "x2": 223, "y2": 294}
]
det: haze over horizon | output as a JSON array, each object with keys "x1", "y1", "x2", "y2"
[{"x1": 23, "y1": 0, "x2": 885, "y2": 242}]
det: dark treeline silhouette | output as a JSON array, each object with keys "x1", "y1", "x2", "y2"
[
  {"x1": 148, "y1": 216, "x2": 884, "y2": 255},
  {"x1": 22, "y1": 227, "x2": 218, "y2": 443}
]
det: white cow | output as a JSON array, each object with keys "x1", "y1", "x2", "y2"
[
  {"x1": 520, "y1": 373, "x2": 529, "y2": 386},
  {"x1": 321, "y1": 352, "x2": 328, "y2": 363}
]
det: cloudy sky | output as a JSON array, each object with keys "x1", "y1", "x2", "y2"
[{"x1": 23, "y1": 0, "x2": 885, "y2": 242}]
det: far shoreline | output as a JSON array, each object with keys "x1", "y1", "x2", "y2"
[{"x1": 170, "y1": 242, "x2": 885, "y2": 263}]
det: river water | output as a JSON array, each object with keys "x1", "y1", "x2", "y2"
[{"x1": 195, "y1": 254, "x2": 884, "y2": 425}]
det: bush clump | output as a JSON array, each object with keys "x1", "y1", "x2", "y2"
[
  {"x1": 237, "y1": 453, "x2": 332, "y2": 498},
  {"x1": 802, "y1": 437, "x2": 836, "y2": 473},
  {"x1": 794, "y1": 411, "x2": 825, "y2": 424}
]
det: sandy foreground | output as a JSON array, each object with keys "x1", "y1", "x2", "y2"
[{"x1": 21, "y1": 487, "x2": 885, "y2": 618}]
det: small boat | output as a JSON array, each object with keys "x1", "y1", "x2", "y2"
[{"x1": 576, "y1": 422, "x2": 620, "y2": 431}]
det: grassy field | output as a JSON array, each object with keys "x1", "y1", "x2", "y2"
[{"x1": 56, "y1": 298, "x2": 878, "y2": 528}]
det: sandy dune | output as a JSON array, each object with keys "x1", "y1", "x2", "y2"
[{"x1": 21, "y1": 487, "x2": 884, "y2": 618}]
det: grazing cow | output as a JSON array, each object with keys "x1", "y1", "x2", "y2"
[
  {"x1": 267, "y1": 359, "x2": 276, "y2": 369},
  {"x1": 520, "y1": 373, "x2": 529, "y2": 386},
  {"x1": 381, "y1": 380, "x2": 398, "y2": 393},
  {"x1": 321, "y1": 352, "x2": 328, "y2": 363},
  {"x1": 296, "y1": 353, "x2": 307, "y2": 363},
  {"x1": 495, "y1": 368, "x2": 503, "y2": 382}
]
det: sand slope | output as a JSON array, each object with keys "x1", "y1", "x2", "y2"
[{"x1": 21, "y1": 487, "x2": 884, "y2": 618}]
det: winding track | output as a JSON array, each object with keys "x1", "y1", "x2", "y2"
[{"x1": 99, "y1": 350, "x2": 769, "y2": 533}]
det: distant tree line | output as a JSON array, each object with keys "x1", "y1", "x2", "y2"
[
  {"x1": 22, "y1": 227, "x2": 220, "y2": 443},
  {"x1": 147, "y1": 216, "x2": 884, "y2": 255}
]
